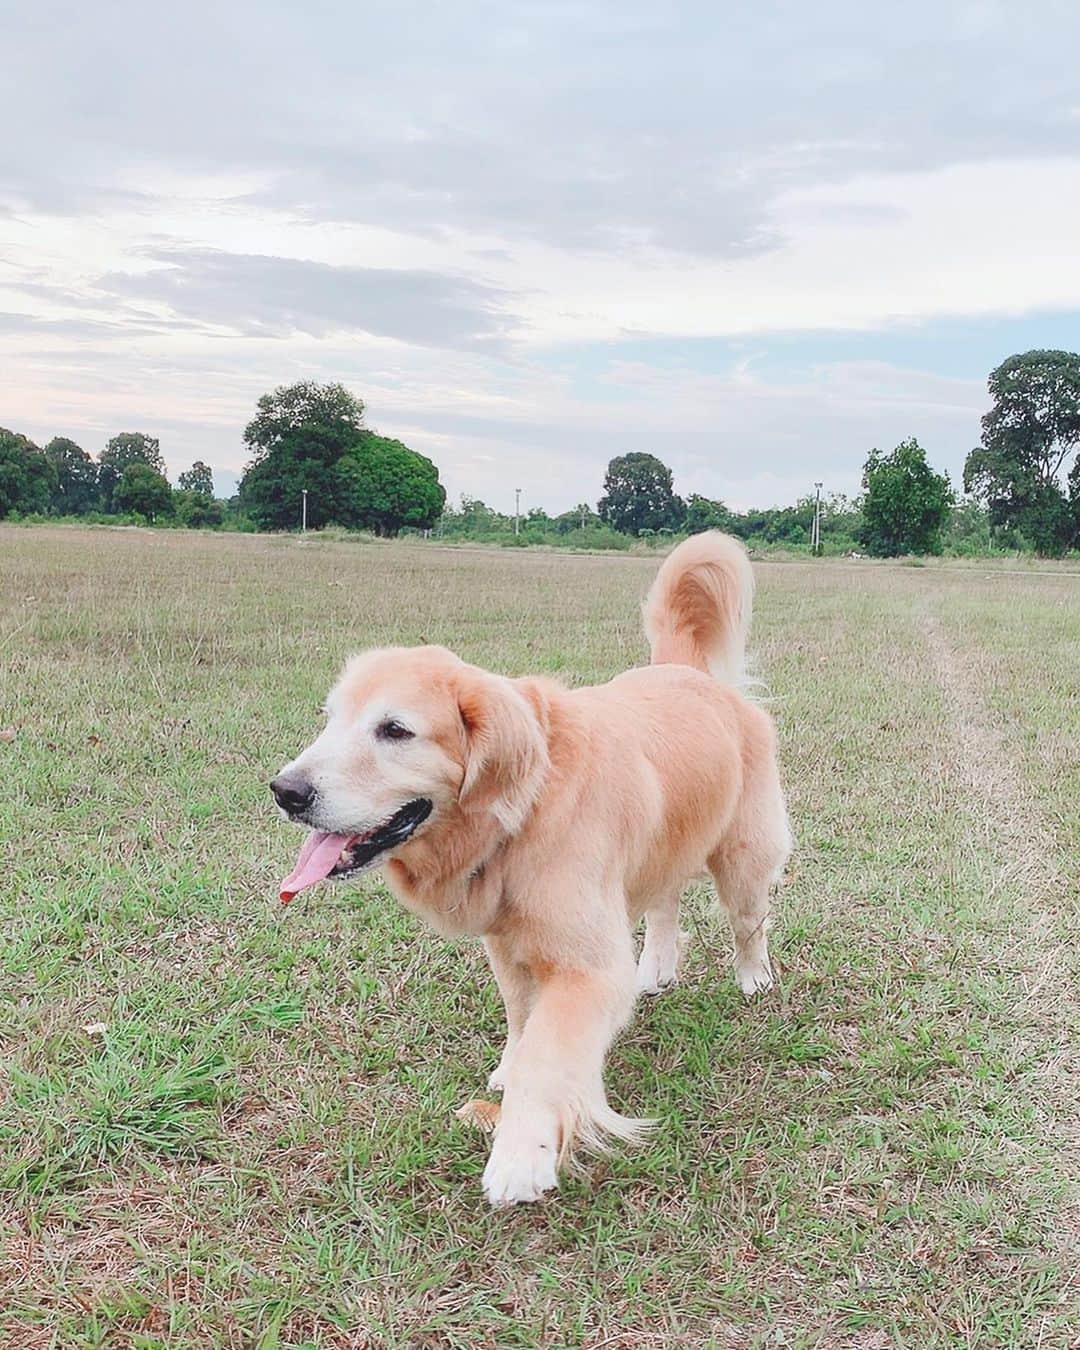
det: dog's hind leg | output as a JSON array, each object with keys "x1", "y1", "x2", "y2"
[
  {"x1": 708, "y1": 765, "x2": 790, "y2": 997},
  {"x1": 636, "y1": 892, "x2": 685, "y2": 995}
]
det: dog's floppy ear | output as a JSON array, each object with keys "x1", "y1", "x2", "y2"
[{"x1": 457, "y1": 666, "x2": 549, "y2": 832}]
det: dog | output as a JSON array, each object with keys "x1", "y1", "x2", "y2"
[{"x1": 271, "y1": 532, "x2": 791, "y2": 1206}]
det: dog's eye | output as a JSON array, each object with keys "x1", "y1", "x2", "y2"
[{"x1": 376, "y1": 719, "x2": 414, "y2": 742}]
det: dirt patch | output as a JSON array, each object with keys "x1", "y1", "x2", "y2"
[
  {"x1": 922, "y1": 612, "x2": 1065, "y2": 908},
  {"x1": 922, "y1": 610, "x2": 1078, "y2": 1177}
]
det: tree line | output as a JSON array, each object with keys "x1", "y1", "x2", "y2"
[
  {"x1": 0, "y1": 429, "x2": 227, "y2": 527},
  {"x1": 2, "y1": 349, "x2": 1078, "y2": 556},
  {"x1": 0, "y1": 383, "x2": 446, "y2": 538},
  {"x1": 440, "y1": 349, "x2": 1080, "y2": 557}
]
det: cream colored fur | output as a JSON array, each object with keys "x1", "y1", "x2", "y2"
[{"x1": 278, "y1": 531, "x2": 791, "y2": 1206}]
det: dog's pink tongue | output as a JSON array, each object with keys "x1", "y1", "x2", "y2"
[{"x1": 279, "y1": 831, "x2": 355, "y2": 905}]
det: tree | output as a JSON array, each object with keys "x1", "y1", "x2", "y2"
[
  {"x1": 334, "y1": 435, "x2": 445, "y2": 536},
  {"x1": 598, "y1": 453, "x2": 684, "y2": 536},
  {"x1": 173, "y1": 490, "x2": 225, "y2": 528},
  {"x1": 814, "y1": 492, "x2": 863, "y2": 554},
  {"x1": 0, "y1": 428, "x2": 55, "y2": 517},
  {"x1": 554, "y1": 504, "x2": 601, "y2": 533},
  {"x1": 945, "y1": 497, "x2": 993, "y2": 556},
  {"x1": 240, "y1": 432, "x2": 346, "y2": 530},
  {"x1": 437, "y1": 496, "x2": 508, "y2": 537},
  {"x1": 99, "y1": 433, "x2": 165, "y2": 511},
  {"x1": 963, "y1": 350, "x2": 1080, "y2": 555},
  {"x1": 244, "y1": 382, "x2": 365, "y2": 456},
  {"x1": 178, "y1": 460, "x2": 214, "y2": 495},
  {"x1": 114, "y1": 462, "x2": 174, "y2": 521},
  {"x1": 861, "y1": 438, "x2": 953, "y2": 556},
  {"x1": 175, "y1": 459, "x2": 219, "y2": 527},
  {"x1": 684, "y1": 494, "x2": 734, "y2": 535},
  {"x1": 239, "y1": 382, "x2": 367, "y2": 530},
  {"x1": 1071, "y1": 454, "x2": 1080, "y2": 539},
  {"x1": 44, "y1": 436, "x2": 98, "y2": 514},
  {"x1": 764, "y1": 501, "x2": 814, "y2": 546}
]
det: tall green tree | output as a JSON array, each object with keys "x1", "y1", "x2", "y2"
[
  {"x1": 963, "y1": 350, "x2": 1080, "y2": 554},
  {"x1": 240, "y1": 432, "x2": 346, "y2": 530},
  {"x1": 598, "y1": 453, "x2": 684, "y2": 536},
  {"x1": 0, "y1": 428, "x2": 55, "y2": 517},
  {"x1": 44, "y1": 436, "x2": 98, "y2": 514},
  {"x1": 174, "y1": 460, "x2": 220, "y2": 527},
  {"x1": 178, "y1": 460, "x2": 214, "y2": 495},
  {"x1": 244, "y1": 382, "x2": 365, "y2": 455},
  {"x1": 334, "y1": 435, "x2": 445, "y2": 536},
  {"x1": 99, "y1": 433, "x2": 165, "y2": 511},
  {"x1": 861, "y1": 438, "x2": 953, "y2": 556},
  {"x1": 239, "y1": 382, "x2": 367, "y2": 530},
  {"x1": 114, "y1": 463, "x2": 174, "y2": 521}
]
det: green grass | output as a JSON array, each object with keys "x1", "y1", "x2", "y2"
[{"x1": 1, "y1": 525, "x2": 1077, "y2": 1348}]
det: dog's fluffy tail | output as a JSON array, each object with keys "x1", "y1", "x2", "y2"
[{"x1": 643, "y1": 531, "x2": 753, "y2": 684}]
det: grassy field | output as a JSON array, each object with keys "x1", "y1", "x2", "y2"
[{"x1": 1, "y1": 525, "x2": 1077, "y2": 1348}]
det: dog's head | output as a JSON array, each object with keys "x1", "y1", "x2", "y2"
[{"x1": 272, "y1": 645, "x2": 548, "y2": 899}]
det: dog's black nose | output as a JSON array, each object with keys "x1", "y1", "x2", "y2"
[{"x1": 270, "y1": 773, "x2": 315, "y2": 814}]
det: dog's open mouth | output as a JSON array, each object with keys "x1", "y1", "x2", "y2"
[{"x1": 279, "y1": 798, "x2": 433, "y2": 905}]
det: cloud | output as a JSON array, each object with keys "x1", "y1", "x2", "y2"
[
  {"x1": 3, "y1": 2, "x2": 1078, "y2": 257},
  {"x1": 0, "y1": 311, "x2": 193, "y2": 344},
  {"x1": 0, "y1": 304, "x2": 1017, "y2": 516},
  {"x1": 95, "y1": 249, "x2": 517, "y2": 347},
  {"x1": 1, "y1": 1, "x2": 1078, "y2": 515},
  {"x1": 364, "y1": 355, "x2": 986, "y2": 510}
]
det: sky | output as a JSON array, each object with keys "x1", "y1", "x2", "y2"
[{"x1": 2, "y1": 0, "x2": 1078, "y2": 513}]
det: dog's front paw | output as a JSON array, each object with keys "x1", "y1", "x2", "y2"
[
  {"x1": 636, "y1": 952, "x2": 677, "y2": 996},
  {"x1": 482, "y1": 1139, "x2": 559, "y2": 1207},
  {"x1": 636, "y1": 927, "x2": 686, "y2": 996},
  {"x1": 735, "y1": 953, "x2": 774, "y2": 997}
]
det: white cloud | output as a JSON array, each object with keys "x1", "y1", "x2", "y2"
[{"x1": 1, "y1": 1, "x2": 1077, "y2": 514}]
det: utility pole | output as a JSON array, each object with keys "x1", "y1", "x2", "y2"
[
  {"x1": 514, "y1": 487, "x2": 521, "y2": 537},
  {"x1": 813, "y1": 482, "x2": 822, "y2": 556},
  {"x1": 301, "y1": 488, "x2": 308, "y2": 533}
]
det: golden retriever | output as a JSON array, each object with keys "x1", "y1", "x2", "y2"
[{"x1": 271, "y1": 532, "x2": 791, "y2": 1206}]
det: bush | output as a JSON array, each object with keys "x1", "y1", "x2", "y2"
[
  {"x1": 114, "y1": 463, "x2": 174, "y2": 522},
  {"x1": 334, "y1": 435, "x2": 445, "y2": 536},
  {"x1": 861, "y1": 439, "x2": 953, "y2": 556},
  {"x1": 0, "y1": 428, "x2": 55, "y2": 517},
  {"x1": 173, "y1": 490, "x2": 226, "y2": 529}
]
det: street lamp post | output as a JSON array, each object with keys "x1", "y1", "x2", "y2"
[
  {"x1": 515, "y1": 487, "x2": 521, "y2": 537},
  {"x1": 302, "y1": 489, "x2": 308, "y2": 533},
  {"x1": 813, "y1": 482, "x2": 822, "y2": 556}
]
